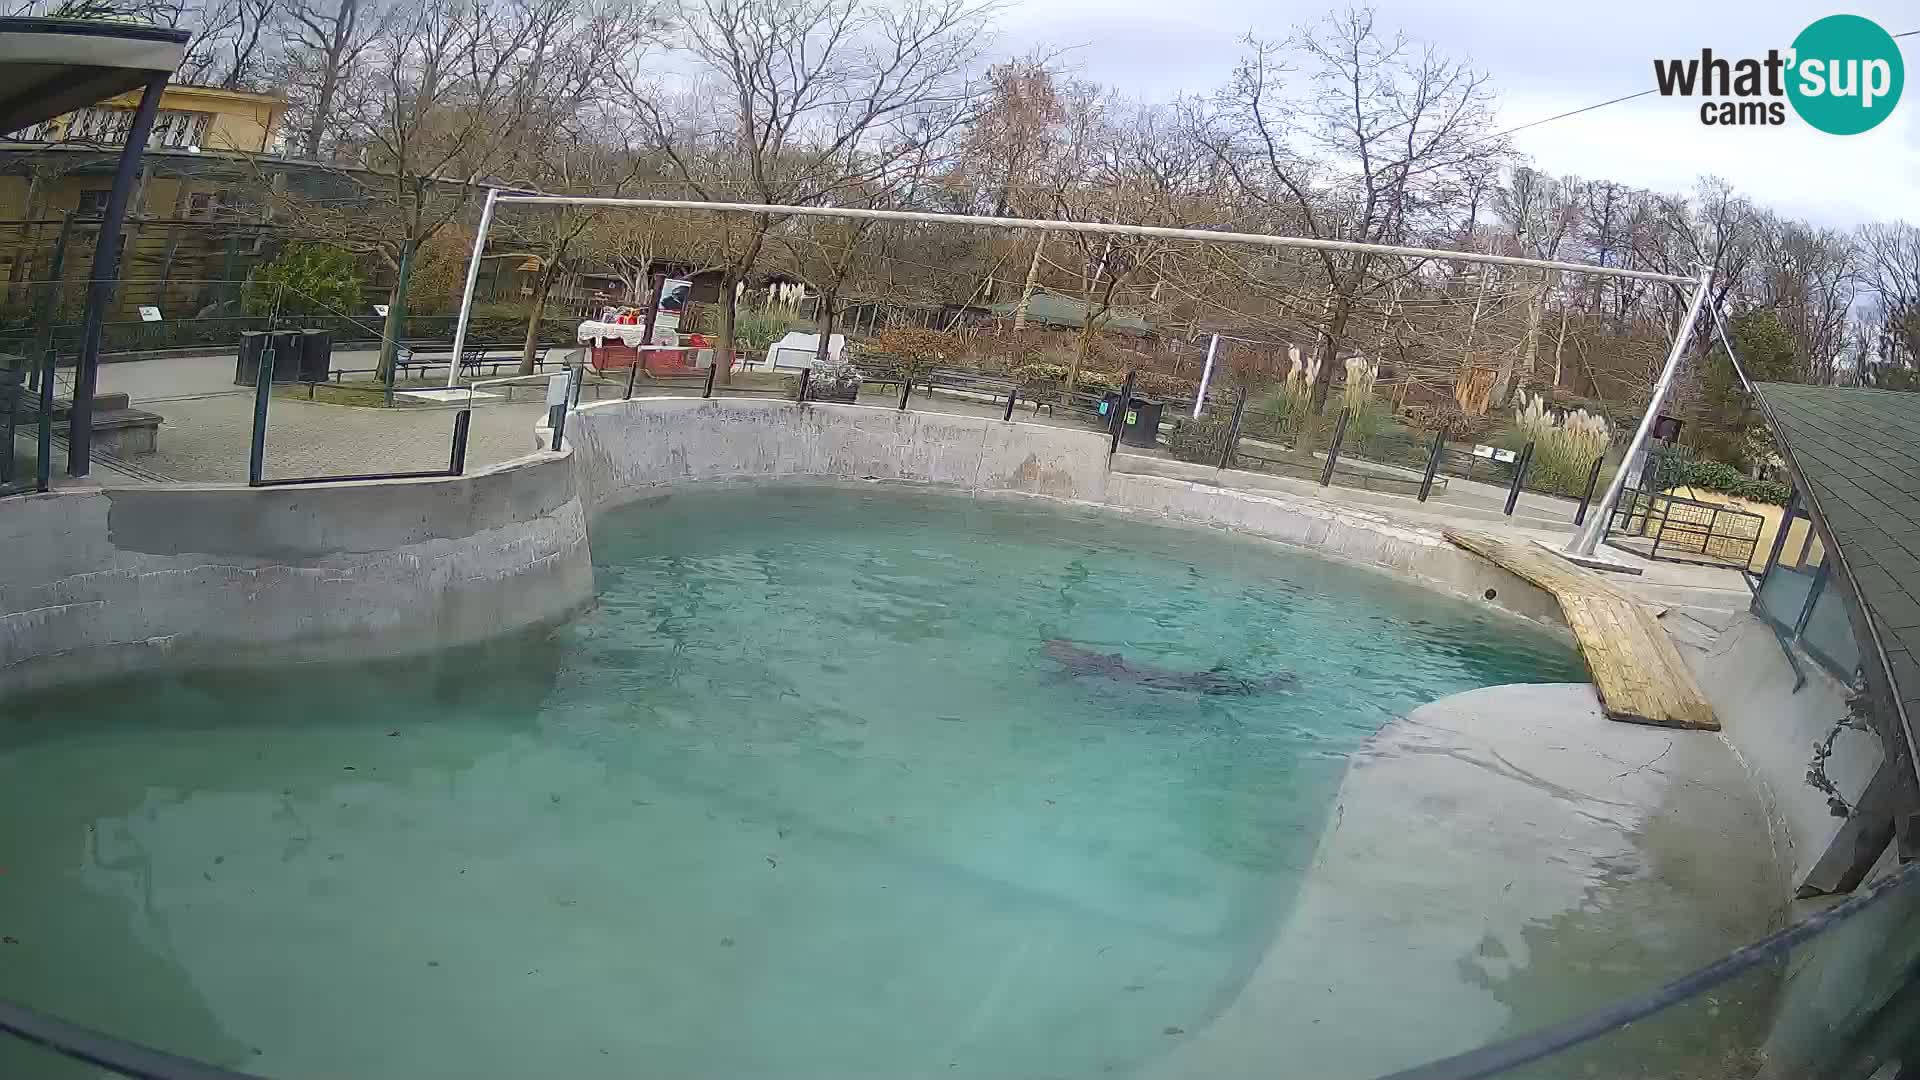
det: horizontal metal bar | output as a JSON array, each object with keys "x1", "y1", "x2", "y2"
[
  {"x1": 249, "y1": 468, "x2": 457, "y2": 487},
  {"x1": 493, "y1": 196, "x2": 1696, "y2": 285}
]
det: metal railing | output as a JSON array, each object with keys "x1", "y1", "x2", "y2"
[{"x1": 1606, "y1": 487, "x2": 1767, "y2": 569}]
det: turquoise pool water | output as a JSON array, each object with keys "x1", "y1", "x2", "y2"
[{"x1": 0, "y1": 485, "x2": 1583, "y2": 1079}]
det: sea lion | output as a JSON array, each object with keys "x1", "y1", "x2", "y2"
[{"x1": 1042, "y1": 640, "x2": 1295, "y2": 696}]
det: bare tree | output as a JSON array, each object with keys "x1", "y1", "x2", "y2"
[
  {"x1": 179, "y1": 0, "x2": 285, "y2": 90},
  {"x1": 1206, "y1": 5, "x2": 1506, "y2": 412},
  {"x1": 285, "y1": 0, "x2": 383, "y2": 158},
  {"x1": 1750, "y1": 215, "x2": 1857, "y2": 384},
  {"x1": 621, "y1": 0, "x2": 995, "y2": 382},
  {"x1": 1491, "y1": 166, "x2": 1580, "y2": 403},
  {"x1": 1859, "y1": 221, "x2": 1920, "y2": 371},
  {"x1": 275, "y1": 0, "x2": 548, "y2": 378}
]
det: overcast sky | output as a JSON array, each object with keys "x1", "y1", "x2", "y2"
[{"x1": 994, "y1": 0, "x2": 1918, "y2": 229}]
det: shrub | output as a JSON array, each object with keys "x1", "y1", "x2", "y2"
[
  {"x1": 1507, "y1": 393, "x2": 1612, "y2": 497},
  {"x1": 1010, "y1": 361, "x2": 1072, "y2": 385},
  {"x1": 1134, "y1": 370, "x2": 1198, "y2": 398},
  {"x1": 856, "y1": 326, "x2": 964, "y2": 380},
  {"x1": 243, "y1": 244, "x2": 364, "y2": 319},
  {"x1": 1165, "y1": 415, "x2": 1228, "y2": 464},
  {"x1": 699, "y1": 306, "x2": 808, "y2": 358},
  {"x1": 1679, "y1": 459, "x2": 1792, "y2": 505}
]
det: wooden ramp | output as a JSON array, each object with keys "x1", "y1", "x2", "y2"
[{"x1": 1445, "y1": 531, "x2": 1719, "y2": 731}]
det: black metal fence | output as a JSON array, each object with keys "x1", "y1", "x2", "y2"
[
  {"x1": 1605, "y1": 487, "x2": 1767, "y2": 569},
  {"x1": 1162, "y1": 387, "x2": 1607, "y2": 518}
]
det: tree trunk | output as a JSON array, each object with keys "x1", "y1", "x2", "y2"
[
  {"x1": 1309, "y1": 289, "x2": 1356, "y2": 415},
  {"x1": 376, "y1": 239, "x2": 414, "y2": 383},
  {"x1": 813, "y1": 290, "x2": 836, "y2": 367},
  {"x1": 1069, "y1": 273, "x2": 1119, "y2": 394},
  {"x1": 1551, "y1": 304, "x2": 1570, "y2": 390},
  {"x1": 303, "y1": 0, "x2": 358, "y2": 159},
  {"x1": 1498, "y1": 269, "x2": 1550, "y2": 408},
  {"x1": 713, "y1": 266, "x2": 739, "y2": 386},
  {"x1": 1013, "y1": 233, "x2": 1045, "y2": 331},
  {"x1": 519, "y1": 258, "x2": 559, "y2": 376}
]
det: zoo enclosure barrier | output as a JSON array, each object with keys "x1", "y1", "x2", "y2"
[
  {"x1": 1166, "y1": 391, "x2": 1608, "y2": 517},
  {"x1": 1604, "y1": 486, "x2": 1767, "y2": 570}
]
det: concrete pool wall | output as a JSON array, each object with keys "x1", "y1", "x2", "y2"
[
  {"x1": 0, "y1": 396, "x2": 1556, "y2": 694},
  {"x1": 0, "y1": 451, "x2": 592, "y2": 695},
  {"x1": 566, "y1": 396, "x2": 1565, "y2": 628}
]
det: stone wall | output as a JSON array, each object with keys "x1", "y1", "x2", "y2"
[{"x1": 0, "y1": 451, "x2": 592, "y2": 696}]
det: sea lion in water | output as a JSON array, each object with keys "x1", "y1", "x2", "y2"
[{"x1": 1042, "y1": 640, "x2": 1296, "y2": 696}]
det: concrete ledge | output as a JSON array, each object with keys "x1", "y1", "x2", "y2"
[{"x1": 0, "y1": 451, "x2": 594, "y2": 697}]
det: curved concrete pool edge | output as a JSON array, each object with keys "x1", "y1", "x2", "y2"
[
  {"x1": 0, "y1": 449, "x2": 593, "y2": 697},
  {"x1": 567, "y1": 396, "x2": 1567, "y2": 632}
]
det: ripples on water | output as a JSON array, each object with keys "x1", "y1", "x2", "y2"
[{"x1": 0, "y1": 484, "x2": 1583, "y2": 1079}]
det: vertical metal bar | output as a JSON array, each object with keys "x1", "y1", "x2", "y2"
[
  {"x1": 445, "y1": 187, "x2": 499, "y2": 389},
  {"x1": 897, "y1": 378, "x2": 911, "y2": 410},
  {"x1": 449, "y1": 409, "x2": 471, "y2": 474},
  {"x1": 1320, "y1": 407, "x2": 1352, "y2": 486},
  {"x1": 1795, "y1": 557, "x2": 1830, "y2": 637},
  {"x1": 702, "y1": 362, "x2": 717, "y2": 398},
  {"x1": 1418, "y1": 429, "x2": 1446, "y2": 502},
  {"x1": 1573, "y1": 456, "x2": 1606, "y2": 526},
  {"x1": 1193, "y1": 333, "x2": 1219, "y2": 418},
  {"x1": 35, "y1": 348, "x2": 55, "y2": 493},
  {"x1": 71, "y1": 73, "x2": 167, "y2": 478},
  {"x1": 1504, "y1": 441, "x2": 1535, "y2": 515},
  {"x1": 31, "y1": 212, "x2": 74, "y2": 390},
  {"x1": 1218, "y1": 386, "x2": 1248, "y2": 470},
  {"x1": 1652, "y1": 491, "x2": 1677, "y2": 557},
  {"x1": 796, "y1": 367, "x2": 811, "y2": 402},
  {"x1": 1569, "y1": 266, "x2": 1713, "y2": 555},
  {"x1": 247, "y1": 345, "x2": 275, "y2": 485},
  {"x1": 1760, "y1": 488, "x2": 1800, "y2": 576},
  {"x1": 1108, "y1": 369, "x2": 1137, "y2": 455},
  {"x1": 1002, "y1": 387, "x2": 1017, "y2": 422}
]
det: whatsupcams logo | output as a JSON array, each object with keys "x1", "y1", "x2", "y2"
[{"x1": 1653, "y1": 14, "x2": 1904, "y2": 133}]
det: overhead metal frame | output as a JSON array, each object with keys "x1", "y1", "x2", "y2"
[{"x1": 449, "y1": 195, "x2": 1707, "y2": 547}]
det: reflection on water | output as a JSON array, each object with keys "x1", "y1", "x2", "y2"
[{"x1": 0, "y1": 485, "x2": 1584, "y2": 1078}]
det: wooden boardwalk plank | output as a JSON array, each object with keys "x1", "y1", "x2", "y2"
[{"x1": 1445, "y1": 530, "x2": 1719, "y2": 731}]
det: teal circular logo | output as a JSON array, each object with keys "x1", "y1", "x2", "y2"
[{"x1": 1788, "y1": 15, "x2": 1904, "y2": 134}]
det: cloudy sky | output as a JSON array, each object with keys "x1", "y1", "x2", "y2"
[{"x1": 995, "y1": 0, "x2": 1918, "y2": 229}]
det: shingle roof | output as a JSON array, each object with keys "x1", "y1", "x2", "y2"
[{"x1": 1757, "y1": 384, "x2": 1920, "y2": 724}]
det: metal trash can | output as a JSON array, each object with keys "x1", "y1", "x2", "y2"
[
  {"x1": 1119, "y1": 395, "x2": 1164, "y2": 448},
  {"x1": 266, "y1": 330, "x2": 302, "y2": 382},
  {"x1": 234, "y1": 331, "x2": 265, "y2": 385},
  {"x1": 298, "y1": 329, "x2": 334, "y2": 383}
]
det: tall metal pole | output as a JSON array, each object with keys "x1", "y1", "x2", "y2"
[
  {"x1": 445, "y1": 187, "x2": 500, "y2": 388},
  {"x1": 70, "y1": 72, "x2": 167, "y2": 477},
  {"x1": 1566, "y1": 266, "x2": 1713, "y2": 557},
  {"x1": 1193, "y1": 332, "x2": 1219, "y2": 418}
]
